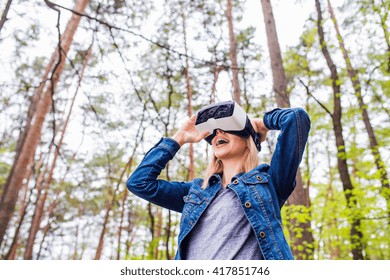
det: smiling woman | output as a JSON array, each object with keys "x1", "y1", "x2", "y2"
[
  {"x1": 126, "y1": 101, "x2": 311, "y2": 260},
  {"x1": 203, "y1": 130, "x2": 259, "y2": 189}
]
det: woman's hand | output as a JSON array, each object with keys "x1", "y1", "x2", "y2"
[
  {"x1": 251, "y1": 118, "x2": 269, "y2": 143},
  {"x1": 172, "y1": 115, "x2": 210, "y2": 147}
]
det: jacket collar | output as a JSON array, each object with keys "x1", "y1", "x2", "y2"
[{"x1": 208, "y1": 163, "x2": 270, "y2": 186}]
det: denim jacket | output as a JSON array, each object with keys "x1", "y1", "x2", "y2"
[{"x1": 127, "y1": 108, "x2": 311, "y2": 260}]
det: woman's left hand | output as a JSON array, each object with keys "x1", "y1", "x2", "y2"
[{"x1": 251, "y1": 118, "x2": 269, "y2": 143}]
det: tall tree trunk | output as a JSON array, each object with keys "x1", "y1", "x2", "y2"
[
  {"x1": 260, "y1": 0, "x2": 289, "y2": 108},
  {"x1": 94, "y1": 189, "x2": 112, "y2": 260},
  {"x1": 211, "y1": 65, "x2": 224, "y2": 102},
  {"x1": 324, "y1": 138, "x2": 341, "y2": 259},
  {"x1": 36, "y1": 192, "x2": 60, "y2": 260},
  {"x1": 180, "y1": 2, "x2": 195, "y2": 180},
  {"x1": 147, "y1": 202, "x2": 155, "y2": 258},
  {"x1": 210, "y1": 41, "x2": 225, "y2": 104},
  {"x1": 95, "y1": 164, "x2": 135, "y2": 260},
  {"x1": 153, "y1": 208, "x2": 163, "y2": 259},
  {"x1": 1, "y1": 36, "x2": 56, "y2": 208},
  {"x1": 116, "y1": 139, "x2": 143, "y2": 260},
  {"x1": 4, "y1": 153, "x2": 43, "y2": 260},
  {"x1": 117, "y1": 189, "x2": 128, "y2": 260},
  {"x1": 125, "y1": 210, "x2": 135, "y2": 257},
  {"x1": 72, "y1": 221, "x2": 80, "y2": 260},
  {"x1": 226, "y1": 0, "x2": 241, "y2": 104},
  {"x1": 24, "y1": 45, "x2": 90, "y2": 260},
  {"x1": 0, "y1": 0, "x2": 12, "y2": 33},
  {"x1": 22, "y1": 145, "x2": 54, "y2": 259},
  {"x1": 315, "y1": 0, "x2": 364, "y2": 260},
  {"x1": 163, "y1": 166, "x2": 173, "y2": 260},
  {"x1": 327, "y1": 0, "x2": 390, "y2": 220},
  {"x1": 260, "y1": 0, "x2": 314, "y2": 259},
  {"x1": 5, "y1": 197, "x2": 27, "y2": 259},
  {"x1": 285, "y1": 170, "x2": 314, "y2": 259},
  {"x1": 164, "y1": 210, "x2": 172, "y2": 260},
  {"x1": 0, "y1": 0, "x2": 89, "y2": 247},
  {"x1": 4, "y1": 184, "x2": 30, "y2": 259},
  {"x1": 95, "y1": 126, "x2": 144, "y2": 260}
]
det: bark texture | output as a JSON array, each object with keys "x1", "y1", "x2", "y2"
[
  {"x1": 315, "y1": 0, "x2": 364, "y2": 259},
  {"x1": 0, "y1": 0, "x2": 89, "y2": 247},
  {"x1": 226, "y1": 0, "x2": 241, "y2": 104},
  {"x1": 260, "y1": 0, "x2": 314, "y2": 259}
]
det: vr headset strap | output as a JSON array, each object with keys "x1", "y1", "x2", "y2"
[{"x1": 245, "y1": 118, "x2": 262, "y2": 152}]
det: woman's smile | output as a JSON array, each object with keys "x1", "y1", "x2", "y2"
[
  {"x1": 215, "y1": 137, "x2": 230, "y2": 147},
  {"x1": 211, "y1": 130, "x2": 248, "y2": 161},
  {"x1": 212, "y1": 130, "x2": 232, "y2": 149}
]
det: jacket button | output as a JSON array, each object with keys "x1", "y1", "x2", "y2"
[
  {"x1": 259, "y1": 231, "x2": 266, "y2": 238},
  {"x1": 244, "y1": 201, "x2": 251, "y2": 208},
  {"x1": 256, "y1": 175, "x2": 262, "y2": 181},
  {"x1": 233, "y1": 179, "x2": 239, "y2": 184}
]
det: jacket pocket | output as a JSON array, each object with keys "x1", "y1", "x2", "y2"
[
  {"x1": 181, "y1": 190, "x2": 206, "y2": 223},
  {"x1": 183, "y1": 190, "x2": 205, "y2": 204},
  {"x1": 242, "y1": 174, "x2": 273, "y2": 205}
]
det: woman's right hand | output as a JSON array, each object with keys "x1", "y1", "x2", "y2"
[{"x1": 172, "y1": 115, "x2": 210, "y2": 147}]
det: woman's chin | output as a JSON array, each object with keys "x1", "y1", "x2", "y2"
[{"x1": 214, "y1": 149, "x2": 233, "y2": 161}]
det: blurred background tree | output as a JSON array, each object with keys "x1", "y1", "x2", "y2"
[{"x1": 0, "y1": 0, "x2": 388, "y2": 259}]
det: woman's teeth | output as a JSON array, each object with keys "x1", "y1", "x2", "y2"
[{"x1": 216, "y1": 138, "x2": 229, "y2": 146}]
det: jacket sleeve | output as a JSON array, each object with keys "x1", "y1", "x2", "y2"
[
  {"x1": 263, "y1": 107, "x2": 311, "y2": 207},
  {"x1": 126, "y1": 137, "x2": 192, "y2": 213}
]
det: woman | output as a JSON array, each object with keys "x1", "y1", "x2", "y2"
[{"x1": 127, "y1": 104, "x2": 311, "y2": 260}]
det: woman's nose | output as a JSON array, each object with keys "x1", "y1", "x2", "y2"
[{"x1": 215, "y1": 129, "x2": 225, "y2": 135}]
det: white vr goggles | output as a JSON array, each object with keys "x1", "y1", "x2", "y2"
[{"x1": 195, "y1": 101, "x2": 262, "y2": 151}]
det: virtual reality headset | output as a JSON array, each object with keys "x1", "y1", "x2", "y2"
[{"x1": 195, "y1": 100, "x2": 262, "y2": 151}]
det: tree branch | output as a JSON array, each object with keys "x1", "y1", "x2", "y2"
[
  {"x1": 0, "y1": 0, "x2": 13, "y2": 34},
  {"x1": 298, "y1": 78, "x2": 333, "y2": 118},
  {"x1": 44, "y1": 0, "x2": 245, "y2": 72}
]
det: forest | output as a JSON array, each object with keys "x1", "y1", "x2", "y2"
[{"x1": 0, "y1": 0, "x2": 389, "y2": 260}]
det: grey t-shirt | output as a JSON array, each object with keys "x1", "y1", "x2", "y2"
[{"x1": 184, "y1": 186, "x2": 263, "y2": 260}]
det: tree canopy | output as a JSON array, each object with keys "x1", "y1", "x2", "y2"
[{"x1": 0, "y1": 0, "x2": 389, "y2": 260}]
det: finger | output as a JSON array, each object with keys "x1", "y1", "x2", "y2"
[
  {"x1": 202, "y1": 130, "x2": 210, "y2": 138},
  {"x1": 188, "y1": 114, "x2": 197, "y2": 124},
  {"x1": 200, "y1": 131, "x2": 211, "y2": 141}
]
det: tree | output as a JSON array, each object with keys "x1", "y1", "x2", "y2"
[
  {"x1": 260, "y1": 0, "x2": 314, "y2": 259},
  {"x1": 94, "y1": 116, "x2": 145, "y2": 260},
  {"x1": 226, "y1": 0, "x2": 241, "y2": 104},
  {"x1": 0, "y1": 0, "x2": 89, "y2": 248},
  {"x1": 24, "y1": 45, "x2": 92, "y2": 260},
  {"x1": 315, "y1": 0, "x2": 364, "y2": 259},
  {"x1": 0, "y1": 0, "x2": 13, "y2": 33},
  {"x1": 1, "y1": 0, "x2": 388, "y2": 261},
  {"x1": 327, "y1": 0, "x2": 390, "y2": 223},
  {"x1": 260, "y1": 0, "x2": 289, "y2": 107},
  {"x1": 180, "y1": 1, "x2": 195, "y2": 180}
]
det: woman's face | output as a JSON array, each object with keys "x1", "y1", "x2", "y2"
[{"x1": 211, "y1": 130, "x2": 248, "y2": 161}]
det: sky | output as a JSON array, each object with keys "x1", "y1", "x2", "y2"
[
  {"x1": 0, "y1": 0, "x2": 317, "y2": 87},
  {"x1": 0, "y1": 0, "x2": 323, "y2": 162},
  {"x1": 2, "y1": 0, "x2": 387, "y2": 261}
]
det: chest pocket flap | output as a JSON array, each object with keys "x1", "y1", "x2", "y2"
[
  {"x1": 241, "y1": 173, "x2": 268, "y2": 184},
  {"x1": 183, "y1": 190, "x2": 205, "y2": 204}
]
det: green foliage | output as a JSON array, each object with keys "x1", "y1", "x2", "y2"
[{"x1": 0, "y1": 0, "x2": 389, "y2": 260}]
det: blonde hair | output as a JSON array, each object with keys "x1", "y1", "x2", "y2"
[{"x1": 201, "y1": 137, "x2": 260, "y2": 189}]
